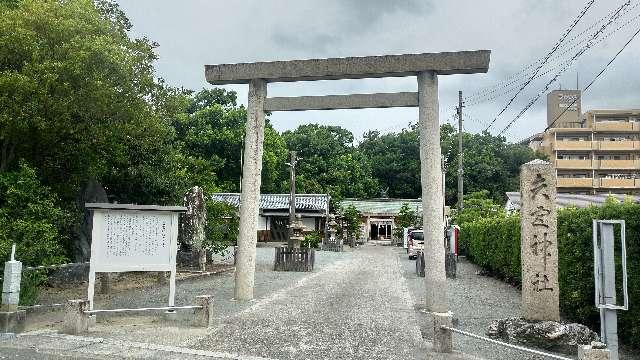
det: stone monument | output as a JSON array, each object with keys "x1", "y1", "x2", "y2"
[
  {"x1": 1, "y1": 244, "x2": 26, "y2": 333},
  {"x1": 520, "y1": 159, "x2": 560, "y2": 321},
  {"x1": 179, "y1": 186, "x2": 208, "y2": 270}
]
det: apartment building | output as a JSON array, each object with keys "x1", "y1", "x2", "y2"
[{"x1": 531, "y1": 90, "x2": 640, "y2": 195}]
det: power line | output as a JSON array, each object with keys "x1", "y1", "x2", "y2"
[
  {"x1": 483, "y1": 0, "x2": 597, "y2": 132},
  {"x1": 497, "y1": 1, "x2": 631, "y2": 135},
  {"x1": 542, "y1": 24, "x2": 640, "y2": 132},
  {"x1": 467, "y1": 8, "x2": 640, "y2": 107},
  {"x1": 466, "y1": 1, "x2": 640, "y2": 102}
]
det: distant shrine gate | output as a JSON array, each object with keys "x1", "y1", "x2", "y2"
[{"x1": 205, "y1": 51, "x2": 491, "y2": 314}]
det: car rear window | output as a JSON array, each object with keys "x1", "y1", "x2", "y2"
[{"x1": 411, "y1": 232, "x2": 424, "y2": 240}]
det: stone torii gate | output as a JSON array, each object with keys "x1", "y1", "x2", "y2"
[{"x1": 205, "y1": 51, "x2": 491, "y2": 314}]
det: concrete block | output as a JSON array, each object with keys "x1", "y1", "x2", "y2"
[
  {"x1": 62, "y1": 299, "x2": 89, "y2": 335},
  {"x1": 432, "y1": 312, "x2": 453, "y2": 353},
  {"x1": 194, "y1": 295, "x2": 214, "y2": 327},
  {"x1": 578, "y1": 344, "x2": 610, "y2": 360},
  {"x1": 0, "y1": 310, "x2": 26, "y2": 333}
]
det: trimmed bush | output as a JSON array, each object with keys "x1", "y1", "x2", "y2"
[{"x1": 460, "y1": 199, "x2": 640, "y2": 348}]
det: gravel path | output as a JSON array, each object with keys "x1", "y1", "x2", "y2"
[
  {"x1": 7, "y1": 244, "x2": 616, "y2": 359},
  {"x1": 192, "y1": 245, "x2": 428, "y2": 360}
]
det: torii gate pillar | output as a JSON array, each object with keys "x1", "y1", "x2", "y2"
[{"x1": 418, "y1": 71, "x2": 447, "y2": 313}]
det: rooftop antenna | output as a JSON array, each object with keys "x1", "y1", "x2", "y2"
[{"x1": 576, "y1": 72, "x2": 580, "y2": 90}]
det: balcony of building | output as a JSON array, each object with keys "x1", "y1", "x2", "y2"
[
  {"x1": 593, "y1": 121, "x2": 639, "y2": 132},
  {"x1": 598, "y1": 178, "x2": 639, "y2": 189},
  {"x1": 594, "y1": 159, "x2": 639, "y2": 169},
  {"x1": 557, "y1": 177, "x2": 595, "y2": 188},
  {"x1": 555, "y1": 159, "x2": 593, "y2": 169},
  {"x1": 595, "y1": 140, "x2": 640, "y2": 151},
  {"x1": 553, "y1": 140, "x2": 594, "y2": 151}
]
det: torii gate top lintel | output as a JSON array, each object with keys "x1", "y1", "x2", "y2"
[{"x1": 205, "y1": 50, "x2": 490, "y2": 85}]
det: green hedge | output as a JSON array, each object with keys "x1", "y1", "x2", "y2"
[{"x1": 460, "y1": 199, "x2": 640, "y2": 348}]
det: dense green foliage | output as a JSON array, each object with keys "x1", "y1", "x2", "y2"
[
  {"x1": 393, "y1": 203, "x2": 418, "y2": 241},
  {"x1": 361, "y1": 124, "x2": 546, "y2": 205},
  {"x1": 340, "y1": 205, "x2": 363, "y2": 240},
  {"x1": 460, "y1": 199, "x2": 640, "y2": 347},
  {"x1": 302, "y1": 231, "x2": 322, "y2": 249},
  {"x1": 453, "y1": 190, "x2": 505, "y2": 227},
  {"x1": 202, "y1": 198, "x2": 239, "y2": 254},
  {"x1": 0, "y1": 164, "x2": 69, "y2": 266},
  {"x1": 0, "y1": 163, "x2": 71, "y2": 305},
  {"x1": 283, "y1": 124, "x2": 378, "y2": 200}
]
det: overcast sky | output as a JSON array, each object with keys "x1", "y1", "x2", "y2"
[{"x1": 116, "y1": 0, "x2": 640, "y2": 143}]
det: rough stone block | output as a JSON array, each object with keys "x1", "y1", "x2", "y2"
[
  {"x1": 432, "y1": 312, "x2": 453, "y2": 353},
  {"x1": 62, "y1": 299, "x2": 89, "y2": 335},
  {"x1": 520, "y1": 160, "x2": 560, "y2": 321},
  {"x1": 0, "y1": 310, "x2": 26, "y2": 333},
  {"x1": 578, "y1": 344, "x2": 610, "y2": 360},
  {"x1": 194, "y1": 295, "x2": 214, "y2": 327}
]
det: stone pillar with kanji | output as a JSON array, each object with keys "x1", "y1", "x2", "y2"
[{"x1": 520, "y1": 159, "x2": 560, "y2": 321}]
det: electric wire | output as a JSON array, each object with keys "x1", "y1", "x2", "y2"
[
  {"x1": 541, "y1": 24, "x2": 640, "y2": 132},
  {"x1": 467, "y1": 7, "x2": 640, "y2": 107},
  {"x1": 483, "y1": 0, "x2": 597, "y2": 132},
  {"x1": 466, "y1": 1, "x2": 640, "y2": 103},
  {"x1": 497, "y1": 1, "x2": 632, "y2": 135}
]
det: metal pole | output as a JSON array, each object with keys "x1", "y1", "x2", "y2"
[
  {"x1": 287, "y1": 150, "x2": 297, "y2": 247},
  {"x1": 457, "y1": 90, "x2": 464, "y2": 211},
  {"x1": 599, "y1": 222, "x2": 619, "y2": 360}
]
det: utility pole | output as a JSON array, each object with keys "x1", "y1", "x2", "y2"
[
  {"x1": 456, "y1": 90, "x2": 464, "y2": 211},
  {"x1": 287, "y1": 151, "x2": 298, "y2": 247}
]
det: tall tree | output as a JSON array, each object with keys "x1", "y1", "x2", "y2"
[
  {"x1": 359, "y1": 123, "x2": 544, "y2": 205},
  {"x1": 282, "y1": 124, "x2": 378, "y2": 200},
  {"x1": 172, "y1": 88, "x2": 288, "y2": 194},
  {"x1": 0, "y1": 0, "x2": 183, "y2": 204}
]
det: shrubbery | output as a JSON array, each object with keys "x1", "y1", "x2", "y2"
[
  {"x1": 460, "y1": 198, "x2": 640, "y2": 347},
  {"x1": 0, "y1": 164, "x2": 71, "y2": 304},
  {"x1": 302, "y1": 231, "x2": 322, "y2": 249}
]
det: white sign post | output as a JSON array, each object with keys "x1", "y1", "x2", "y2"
[{"x1": 85, "y1": 203, "x2": 186, "y2": 310}]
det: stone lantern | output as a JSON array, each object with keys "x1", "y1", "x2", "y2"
[
  {"x1": 328, "y1": 214, "x2": 338, "y2": 240},
  {"x1": 289, "y1": 214, "x2": 306, "y2": 248}
]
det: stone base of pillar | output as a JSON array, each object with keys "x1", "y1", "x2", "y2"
[
  {"x1": 0, "y1": 310, "x2": 26, "y2": 333},
  {"x1": 62, "y1": 299, "x2": 89, "y2": 335},
  {"x1": 432, "y1": 312, "x2": 453, "y2": 353},
  {"x1": 578, "y1": 343, "x2": 610, "y2": 360},
  {"x1": 193, "y1": 295, "x2": 214, "y2": 327}
]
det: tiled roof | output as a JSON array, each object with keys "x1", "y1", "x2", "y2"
[
  {"x1": 338, "y1": 198, "x2": 422, "y2": 216},
  {"x1": 506, "y1": 192, "x2": 640, "y2": 210},
  {"x1": 211, "y1": 193, "x2": 329, "y2": 212}
]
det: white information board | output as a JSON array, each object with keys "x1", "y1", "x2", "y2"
[{"x1": 86, "y1": 203, "x2": 186, "y2": 310}]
